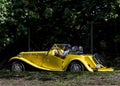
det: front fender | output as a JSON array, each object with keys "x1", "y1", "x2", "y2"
[{"x1": 9, "y1": 56, "x2": 50, "y2": 70}]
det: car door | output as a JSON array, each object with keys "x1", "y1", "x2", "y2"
[{"x1": 42, "y1": 54, "x2": 64, "y2": 71}]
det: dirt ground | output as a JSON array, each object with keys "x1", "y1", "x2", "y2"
[{"x1": 0, "y1": 70, "x2": 120, "y2": 86}]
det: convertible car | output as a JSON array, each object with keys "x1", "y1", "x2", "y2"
[{"x1": 8, "y1": 44, "x2": 114, "y2": 72}]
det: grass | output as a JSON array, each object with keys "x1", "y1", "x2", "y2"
[{"x1": 0, "y1": 69, "x2": 120, "y2": 86}]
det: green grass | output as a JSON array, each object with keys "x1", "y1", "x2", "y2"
[{"x1": 0, "y1": 69, "x2": 119, "y2": 86}]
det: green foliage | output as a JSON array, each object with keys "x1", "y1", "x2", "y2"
[
  {"x1": 0, "y1": 0, "x2": 11, "y2": 24},
  {"x1": 44, "y1": 7, "x2": 53, "y2": 18},
  {"x1": 0, "y1": 0, "x2": 120, "y2": 65},
  {"x1": 114, "y1": 34, "x2": 120, "y2": 43}
]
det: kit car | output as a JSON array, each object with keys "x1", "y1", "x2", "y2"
[{"x1": 8, "y1": 44, "x2": 114, "y2": 72}]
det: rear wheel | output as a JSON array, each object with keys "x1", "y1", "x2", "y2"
[
  {"x1": 69, "y1": 61, "x2": 85, "y2": 72},
  {"x1": 11, "y1": 61, "x2": 25, "y2": 72}
]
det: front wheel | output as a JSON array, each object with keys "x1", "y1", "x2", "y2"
[
  {"x1": 69, "y1": 61, "x2": 85, "y2": 72},
  {"x1": 11, "y1": 61, "x2": 25, "y2": 72}
]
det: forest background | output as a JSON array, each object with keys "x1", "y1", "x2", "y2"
[{"x1": 0, "y1": 0, "x2": 120, "y2": 68}]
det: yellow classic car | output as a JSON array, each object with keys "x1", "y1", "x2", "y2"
[{"x1": 8, "y1": 44, "x2": 114, "y2": 72}]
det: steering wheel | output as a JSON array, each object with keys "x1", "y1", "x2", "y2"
[{"x1": 52, "y1": 46, "x2": 64, "y2": 56}]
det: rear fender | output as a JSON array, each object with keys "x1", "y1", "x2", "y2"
[
  {"x1": 69, "y1": 60, "x2": 94, "y2": 72},
  {"x1": 64, "y1": 56, "x2": 95, "y2": 72}
]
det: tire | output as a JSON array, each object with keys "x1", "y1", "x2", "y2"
[
  {"x1": 11, "y1": 61, "x2": 25, "y2": 72},
  {"x1": 93, "y1": 53, "x2": 107, "y2": 66},
  {"x1": 69, "y1": 61, "x2": 85, "y2": 72}
]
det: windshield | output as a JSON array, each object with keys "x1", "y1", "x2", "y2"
[{"x1": 51, "y1": 44, "x2": 69, "y2": 50}]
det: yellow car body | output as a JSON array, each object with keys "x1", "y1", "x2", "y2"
[{"x1": 9, "y1": 44, "x2": 114, "y2": 72}]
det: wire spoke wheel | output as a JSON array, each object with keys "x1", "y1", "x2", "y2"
[
  {"x1": 69, "y1": 62, "x2": 84, "y2": 72},
  {"x1": 11, "y1": 61, "x2": 25, "y2": 72},
  {"x1": 93, "y1": 53, "x2": 107, "y2": 66}
]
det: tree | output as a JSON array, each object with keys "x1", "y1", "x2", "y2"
[{"x1": 0, "y1": 0, "x2": 120, "y2": 67}]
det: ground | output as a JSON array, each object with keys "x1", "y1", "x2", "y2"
[{"x1": 0, "y1": 69, "x2": 120, "y2": 86}]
